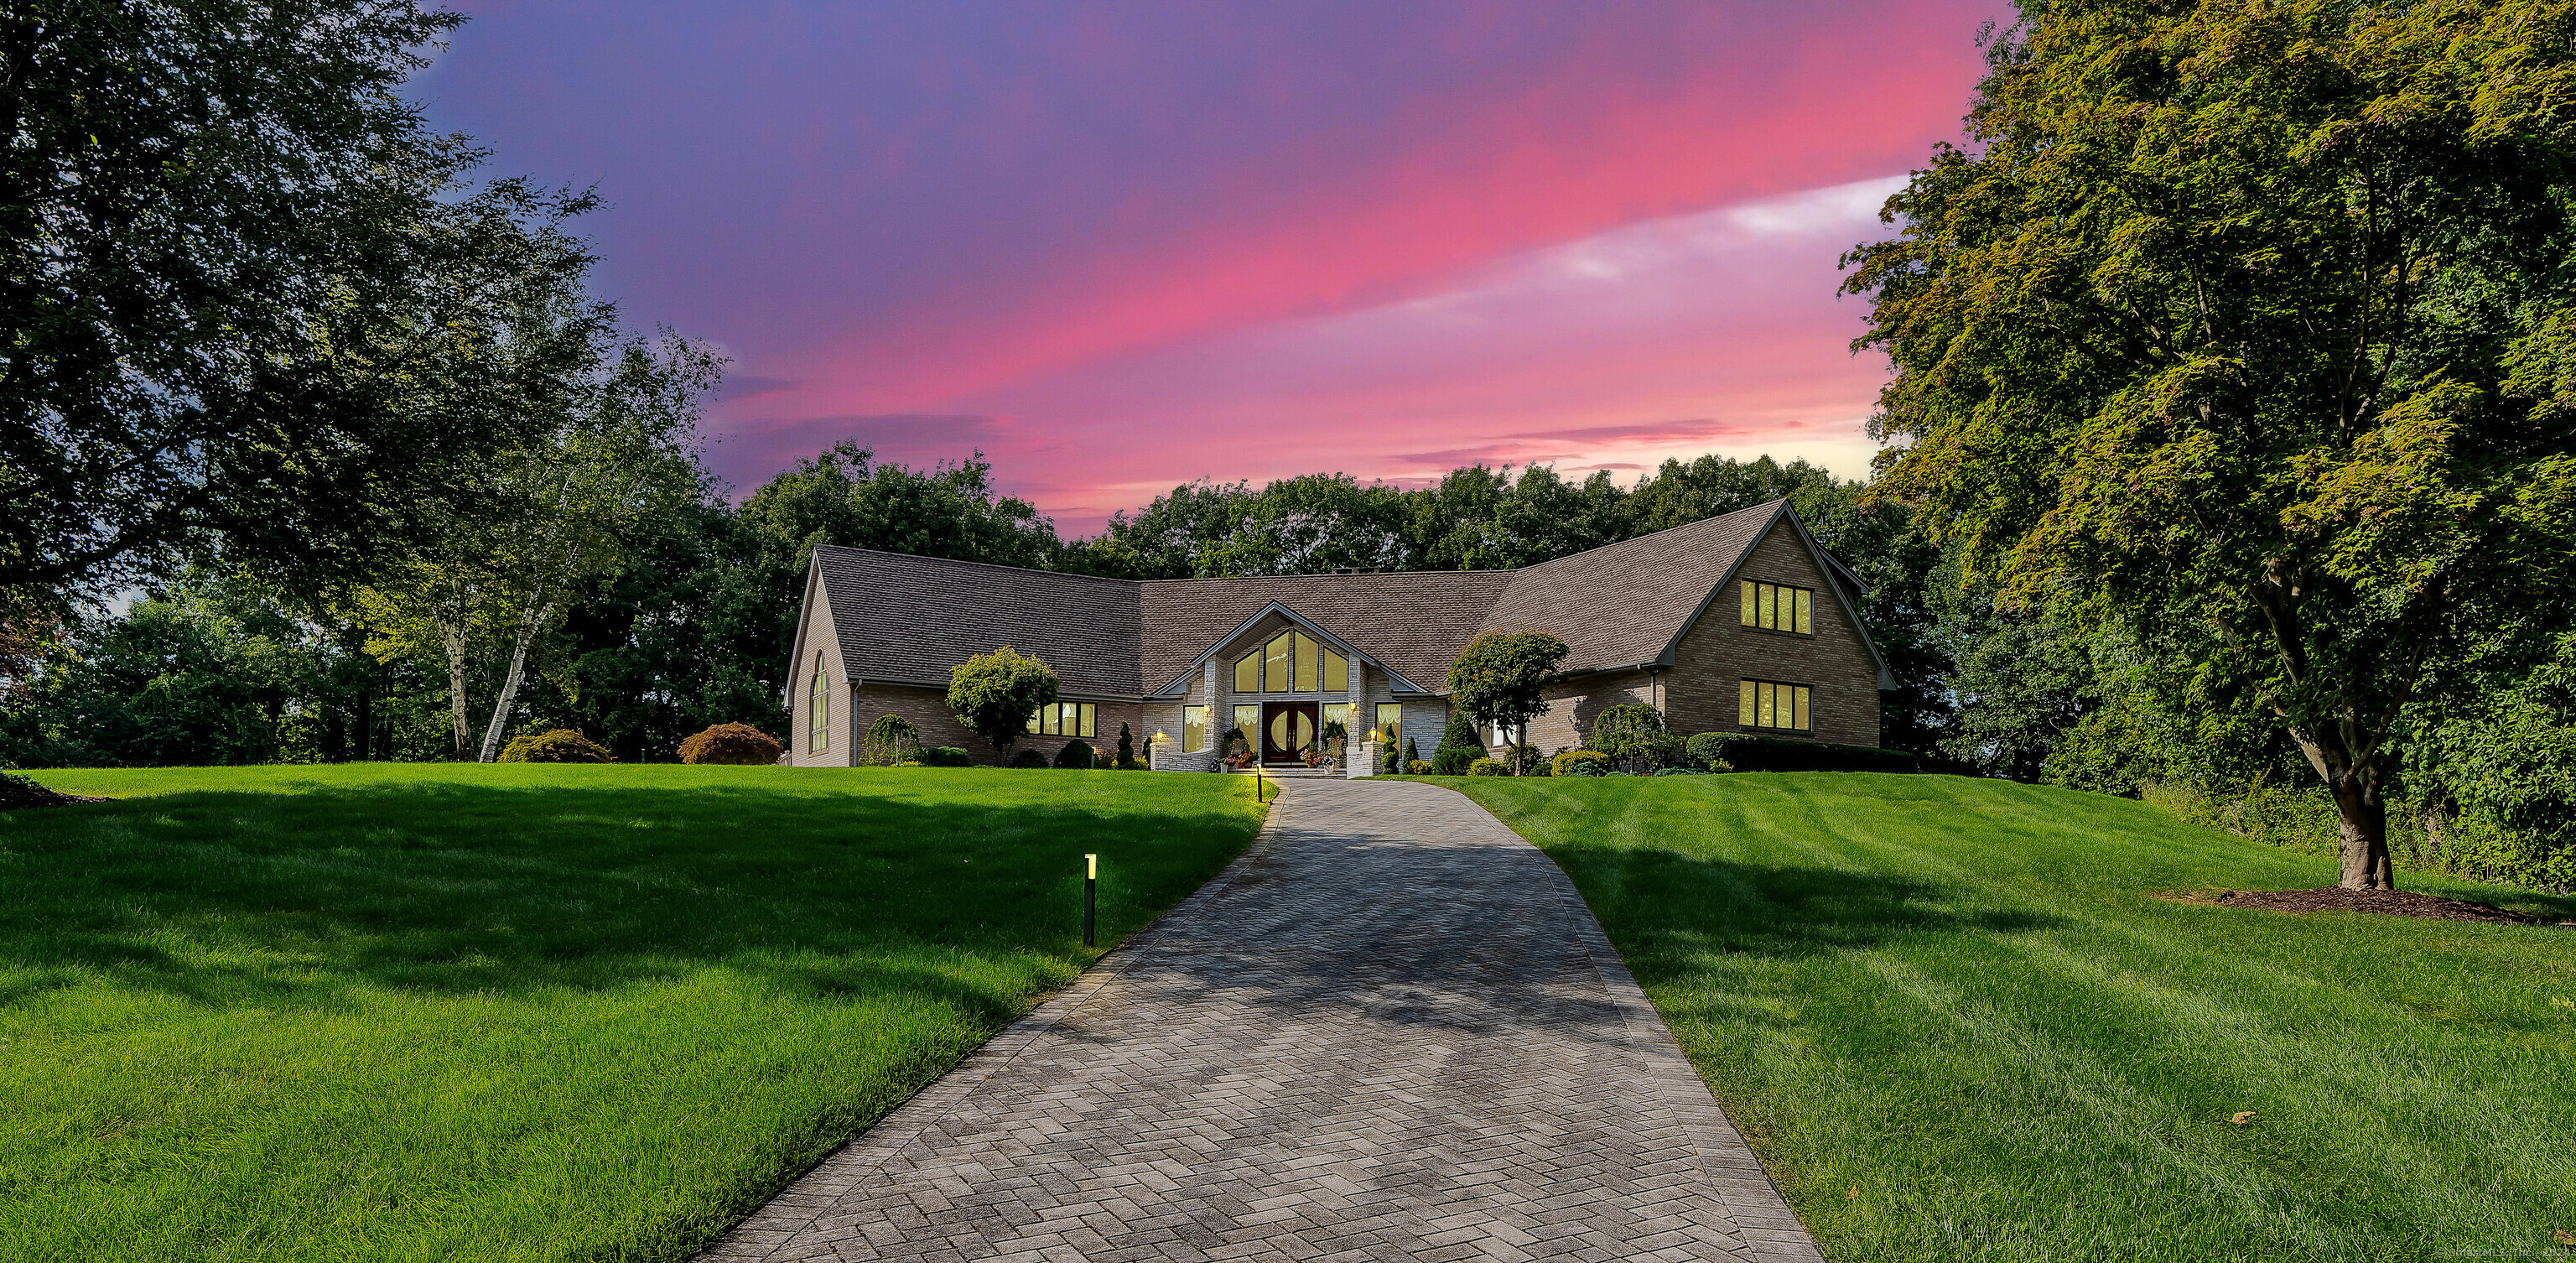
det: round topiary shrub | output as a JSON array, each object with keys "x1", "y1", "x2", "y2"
[
  {"x1": 1684, "y1": 731, "x2": 1728, "y2": 767},
  {"x1": 920, "y1": 746, "x2": 973, "y2": 767},
  {"x1": 1008, "y1": 747, "x2": 1048, "y2": 768},
  {"x1": 678, "y1": 722, "x2": 784, "y2": 766},
  {"x1": 1467, "y1": 757, "x2": 1507, "y2": 777},
  {"x1": 1053, "y1": 739, "x2": 1095, "y2": 769},
  {"x1": 496, "y1": 729, "x2": 614, "y2": 763},
  {"x1": 1550, "y1": 749, "x2": 1610, "y2": 777}
]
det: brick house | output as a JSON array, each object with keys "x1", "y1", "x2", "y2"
[{"x1": 785, "y1": 498, "x2": 1893, "y2": 771}]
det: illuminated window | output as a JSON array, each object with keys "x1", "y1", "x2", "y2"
[
  {"x1": 1322, "y1": 644, "x2": 1348, "y2": 692},
  {"x1": 1738, "y1": 580, "x2": 1813, "y2": 634},
  {"x1": 1232, "y1": 704, "x2": 1259, "y2": 748},
  {"x1": 1322, "y1": 702, "x2": 1351, "y2": 736},
  {"x1": 1029, "y1": 701, "x2": 1097, "y2": 737},
  {"x1": 808, "y1": 652, "x2": 828, "y2": 752},
  {"x1": 1239, "y1": 628, "x2": 1351, "y2": 694},
  {"x1": 1374, "y1": 703, "x2": 1402, "y2": 747},
  {"x1": 1263, "y1": 632, "x2": 1292, "y2": 693},
  {"x1": 1235, "y1": 652, "x2": 1258, "y2": 693},
  {"x1": 1737, "y1": 679, "x2": 1812, "y2": 731},
  {"x1": 1183, "y1": 705, "x2": 1207, "y2": 752}
]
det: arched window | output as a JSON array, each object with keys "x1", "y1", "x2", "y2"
[{"x1": 809, "y1": 651, "x2": 829, "y2": 752}]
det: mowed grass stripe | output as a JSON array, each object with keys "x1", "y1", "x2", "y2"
[
  {"x1": 1433, "y1": 772, "x2": 2576, "y2": 1263},
  {"x1": 1, "y1": 764, "x2": 1265, "y2": 1263}
]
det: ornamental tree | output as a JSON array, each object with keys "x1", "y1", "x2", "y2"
[
  {"x1": 1446, "y1": 632, "x2": 1569, "y2": 773},
  {"x1": 946, "y1": 647, "x2": 1059, "y2": 755},
  {"x1": 1845, "y1": 0, "x2": 2576, "y2": 889}
]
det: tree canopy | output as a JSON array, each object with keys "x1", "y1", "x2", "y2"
[
  {"x1": 1446, "y1": 632, "x2": 1569, "y2": 772},
  {"x1": 946, "y1": 647, "x2": 1059, "y2": 755},
  {"x1": 1845, "y1": 0, "x2": 2576, "y2": 888}
]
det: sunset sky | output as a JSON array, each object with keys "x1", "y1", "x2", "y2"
[{"x1": 416, "y1": 2, "x2": 2004, "y2": 533}]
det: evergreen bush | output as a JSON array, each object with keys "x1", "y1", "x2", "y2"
[
  {"x1": 1696, "y1": 735, "x2": 1924, "y2": 774},
  {"x1": 1550, "y1": 750, "x2": 1611, "y2": 777},
  {"x1": 1467, "y1": 757, "x2": 1507, "y2": 777},
  {"x1": 677, "y1": 722, "x2": 783, "y2": 766},
  {"x1": 1114, "y1": 722, "x2": 1137, "y2": 769},
  {"x1": 1008, "y1": 747, "x2": 1048, "y2": 768},
  {"x1": 1052, "y1": 739, "x2": 1095, "y2": 769},
  {"x1": 1430, "y1": 712, "x2": 1483, "y2": 776},
  {"x1": 920, "y1": 746, "x2": 973, "y2": 767}
]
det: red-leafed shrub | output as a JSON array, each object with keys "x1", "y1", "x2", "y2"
[{"x1": 678, "y1": 723, "x2": 785, "y2": 766}]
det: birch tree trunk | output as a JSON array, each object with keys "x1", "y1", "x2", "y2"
[
  {"x1": 475, "y1": 585, "x2": 553, "y2": 762},
  {"x1": 440, "y1": 617, "x2": 475, "y2": 761}
]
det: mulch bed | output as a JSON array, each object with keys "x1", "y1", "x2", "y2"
[
  {"x1": 2171, "y1": 886, "x2": 2569, "y2": 926},
  {"x1": 0, "y1": 776, "x2": 111, "y2": 811}
]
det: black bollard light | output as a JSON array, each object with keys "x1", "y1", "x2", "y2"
[{"x1": 1083, "y1": 853, "x2": 1097, "y2": 948}]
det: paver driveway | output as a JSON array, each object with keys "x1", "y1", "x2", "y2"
[{"x1": 697, "y1": 777, "x2": 1820, "y2": 1263}]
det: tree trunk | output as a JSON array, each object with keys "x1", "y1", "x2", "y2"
[
  {"x1": 2328, "y1": 765, "x2": 2394, "y2": 891},
  {"x1": 440, "y1": 621, "x2": 474, "y2": 761},
  {"x1": 475, "y1": 632, "x2": 536, "y2": 763}
]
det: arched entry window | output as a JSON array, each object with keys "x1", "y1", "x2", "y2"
[{"x1": 809, "y1": 652, "x2": 829, "y2": 752}]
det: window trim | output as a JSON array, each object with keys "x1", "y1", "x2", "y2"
[
  {"x1": 1374, "y1": 703, "x2": 1402, "y2": 747},
  {"x1": 1234, "y1": 630, "x2": 1352, "y2": 696},
  {"x1": 1738, "y1": 580, "x2": 1814, "y2": 636},
  {"x1": 1182, "y1": 704, "x2": 1208, "y2": 752},
  {"x1": 1737, "y1": 678, "x2": 1813, "y2": 732}
]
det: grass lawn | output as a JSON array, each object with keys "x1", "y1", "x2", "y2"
[
  {"x1": 1, "y1": 764, "x2": 1265, "y2": 1263},
  {"x1": 1429, "y1": 772, "x2": 2576, "y2": 1263}
]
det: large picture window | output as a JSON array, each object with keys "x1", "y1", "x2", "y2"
[
  {"x1": 1182, "y1": 705, "x2": 1207, "y2": 752},
  {"x1": 1025, "y1": 701, "x2": 1097, "y2": 738},
  {"x1": 1235, "y1": 629, "x2": 1352, "y2": 695},
  {"x1": 1739, "y1": 580, "x2": 1812, "y2": 635},
  {"x1": 1738, "y1": 679, "x2": 1811, "y2": 731},
  {"x1": 1374, "y1": 703, "x2": 1402, "y2": 748},
  {"x1": 808, "y1": 652, "x2": 828, "y2": 752}
]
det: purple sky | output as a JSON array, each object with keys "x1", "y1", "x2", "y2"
[{"x1": 415, "y1": 2, "x2": 2002, "y2": 533}]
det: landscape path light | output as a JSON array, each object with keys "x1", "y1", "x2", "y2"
[{"x1": 1083, "y1": 853, "x2": 1097, "y2": 949}]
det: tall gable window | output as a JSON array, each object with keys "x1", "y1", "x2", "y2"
[
  {"x1": 1233, "y1": 629, "x2": 1350, "y2": 694},
  {"x1": 1740, "y1": 580, "x2": 1812, "y2": 635},
  {"x1": 808, "y1": 652, "x2": 829, "y2": 752},
  {"x1": 1739, "y1": 679, "x2": 1810, "y2": 731}
]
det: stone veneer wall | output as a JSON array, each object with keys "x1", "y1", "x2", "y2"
[
  {"x1": 1665, "y1": 522, "x2": 1882, "y2": 747},
  {"x1": 1142, "y1": 611, "x2": 1454, "y2": 773},
  {"x1": 788, "y1": 575, "x2": 854, "y2": 767},
  {"x1": 844, "y1": 682, "x2": 1141, "y2": 767}
]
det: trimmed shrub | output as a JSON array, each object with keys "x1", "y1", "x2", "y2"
[
  {"x1": 859, "y1": 714, "x2": 922, "y2": 767},
  {"x1": 1114, "y1": 722, "x2": 1137, "y2": 769},
  {"x1": 1430, "y1": 711, "x2": 1484, "y2": 776},
  {"x1": 1684, "y1": 731, "x2": 1728, "y2": 767},
  {"x1": 1467, "y1": 757, "x2": 1507, "y2": 777},
  {"x1": 1403, "y1": 738, "x2": 1420, "y2": 772},
  {"x1": 1590, "y1": 704, "x2": 1667, "y2": 760},
  {"x1": 1007, "y1": 747, "x2": 1048, "y2": 768},
  {"x1": 1653, "y1": 765, "x2": 1704, "y2": 777},
  {"x1": 1696, "y1": 735, "x2": 1924, "y2": 774},
  {"x1": 1406, "y1": 759, "x2": 1432, "y2": 774},
  {"x1": 496, "y1": 729, "x2": 613, "y2": 763},
  {"x1": 1551, "y1": 749, "x2": 1611, "y2": 777},
  {"x1": 1053, "y1": 739, "x2": 1095, "y2": 769},
  {"x1": 678, "y1": 722, "x2": 783, "y2": 766},
  {"x1": 919, "y1": 746, "x2": 973, "y2": 767}
]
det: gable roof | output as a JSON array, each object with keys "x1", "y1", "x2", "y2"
[{"x1": 807, "y1": 498, "x2": 1877, "y2": 699}]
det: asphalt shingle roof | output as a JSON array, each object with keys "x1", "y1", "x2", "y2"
[{"x1": 810, "y1": 499, "x2": 1803, "y2": 699}]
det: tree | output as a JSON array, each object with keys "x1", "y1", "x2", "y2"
[
  {"x1": 946, "y1": 647, "x2": 1058, "y2": 756},
  {"x1": 1589, "y1": 704, "x2": 1670, "y2": 771},
  {"x1": 1844, "y1": 0, "x2": 2576, "y2": 888},
  {"x1": 1446, "y1": 632, "x2": 1568, "y2": 773},
  {"x1": 2, "y1": 1, "x2": 596, "y2": 611},
  {"x1": 356, "y1": 334, "x2": 714, "y2": 760}
]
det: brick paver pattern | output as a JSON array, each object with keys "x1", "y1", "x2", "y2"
[{"x1": 696, "y1": 778, "x2": 1822, "y2": 1263}]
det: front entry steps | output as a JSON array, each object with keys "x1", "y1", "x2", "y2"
[{"x1": 1230, "y1": 765, "x2": 1346, "y2": 780}]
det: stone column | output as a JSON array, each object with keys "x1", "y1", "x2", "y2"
[
  {"x1": 1345, "y1": 659, "x2": 1371, "y2": 777},
  {"x1": 1205, "y1": 658, "x2": 1228, "y2": 772}
]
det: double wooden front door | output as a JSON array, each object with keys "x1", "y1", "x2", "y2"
[{"x1": 1261, "y1": 701, "x2": 1317, "y2": 764}]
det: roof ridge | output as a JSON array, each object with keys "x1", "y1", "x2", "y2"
[
  {"x1": 814, "y1": 543, "x2": 1141, "y2": 588},
  {"x1": 1505, "y1": 498, "x2": 1784, "y2": 574}
]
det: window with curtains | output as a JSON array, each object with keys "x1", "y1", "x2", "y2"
[
  {"x1": 1322, "y1": 702, "x2": 1351, "y2": 736},
  {"x1": 808, "y1": 652, "x2": 828, "y2": 752},
  {"x1": 1233, "y1": 630, "x2": 1351, "y2": 694},
  {"x1": 1182, "y1": 705, "x2": 1207, "y2": 752},
  {"x1": 1738, "y1": 679, "x2": 1811, "y2": 731},
  {"x1": 1024, "y1": 701, "x2": 1097, "y2": 738},
  {"x1": 1739, "y1": 580, "x2": 1813, "y2": 635},
  {"x1": 1374, "y1": 703, "x2": 1402, "y2": 747},
  {"x1": 1232, "y1": 704, "x2": 1259, "y2": 748}
]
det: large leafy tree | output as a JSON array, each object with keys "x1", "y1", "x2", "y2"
[
  {"x1": 946, "y1": 647, "x2": 1058, "y2": 756},
  {"x1": 2, "y1": 0, "x2": 592, "y2": 610},
  {"x1": 1846, "y1": 0, "x2": 2576, "y2": 888},
  {"x1": 1446, "y1": 632, "x2": 1568, "y2": 772}
]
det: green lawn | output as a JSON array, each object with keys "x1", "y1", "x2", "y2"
[
  {"x1": 1429, "y1": 773, "x2": 2576, "y2": 1263},
  {"x1": 0, "y1": 764, "x2": 1265, "y2": 1263}
]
